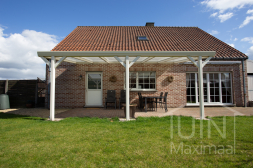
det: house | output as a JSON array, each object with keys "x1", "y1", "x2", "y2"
[
  {"x1": 37, "y1": 22, "x2": 248, "y2": 121},
  {"x1": 247, "y1": 60, "x2": 253, "y2": 102}
]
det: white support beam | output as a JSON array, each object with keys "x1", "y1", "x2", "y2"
[
  {"x1": 55, "y1": 57, "x2": 66, "y2": 68},
  {"x1": 74, "y1": 57, "x2": 93, "y2": 63},
  {"x1": 173, "y1": 58, "x2": 191, "y2": 64},
  {"x1": 125, "y1": 56, "x2": 130, "y2": 121},
  {"x1": 198, "y1": 56, "x2": 205, "y2": 120},
  {"x1": 187, "y1": 56, "x2": 199, "y2": 68},
  {"x1": 142, "y1": 57, "x2": 154, "y2": 63},
  {"x1": 50, "y1": 56, "x2": 56, "y2": 121},
  {"x1": 114, "y1": 56, "x2": 126, "y2": 67},
  {"x1": 202, "y1": 56, "x2": 212, "y2": 67},
  {"x1": 41, "y1": 57, "x2": 51, "y2": 67},
  {"x1": 55, "y1": 57, "x2": 76, "y2": 64},
  {"x1": 129, "y1": 56, "x2": 140, "y2": 68},
  {"x1": 158, "y1": 57, "x2": 180, "y2": 63},
  {"x1": 174, "y1": 57, "x2": 199, "y2": 64},
  {"x1": 99, "y1": 57, "x2": 110, "y2": 63}
]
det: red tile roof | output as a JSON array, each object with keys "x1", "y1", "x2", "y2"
[{"x1": 52, "y1": 26, "x2": 247, "y2": 59}]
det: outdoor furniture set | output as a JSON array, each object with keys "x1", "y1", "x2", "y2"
[{"x1": 105, "y1": 90, "x2": 168, "y2": 112}]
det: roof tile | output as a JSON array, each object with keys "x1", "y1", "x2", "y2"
[{"x1": 52, "y1": 26, "x2": 247, "y2": 59}]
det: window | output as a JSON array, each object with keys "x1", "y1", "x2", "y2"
[
  {"x1": 186, "y1": 73, "x2": 196, "y2": 103},
  {"x1": 126, "y1": 72, "x2": 156, "y2": 90},
  {"x1": 186, "y1": 72, "x2": 232, "y2": 104},
  {"x1": 88, "y1": 74, "x2": 101, "y2": 89},
  {"x1": 137, "y1": 36, "x2": 148, "y2": 40}
]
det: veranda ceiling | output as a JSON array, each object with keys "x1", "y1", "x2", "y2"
[{"x1": 37, "y1": 51, "x2": 216, "y2": 64}]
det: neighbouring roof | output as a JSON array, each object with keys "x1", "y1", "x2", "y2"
[{"x1": 52, "y1": 26, "x2": 248, "y2": 59}]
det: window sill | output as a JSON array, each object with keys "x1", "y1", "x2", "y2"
[
  {"x1": 186, "y1": 103, "x2": 235, "y2": 106},
  {"x1": 128, "y1": 89, "x2": 157, "y2": 92}
]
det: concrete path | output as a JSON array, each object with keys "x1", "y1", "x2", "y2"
[
  {"x1": 1, "y1": 107, "x2": 252, "y2": 119},
  {"x1": 55, "y1": 107, "x2": 253, "y2": 119}
]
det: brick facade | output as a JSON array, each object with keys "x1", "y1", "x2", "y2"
[{"x1": 45, "y1": 61, "x2": 248, "y2": 108}]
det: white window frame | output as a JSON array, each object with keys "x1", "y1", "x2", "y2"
[
  {"x1": 124, "y1": 71, "x2": 157, "y2": 91},
  {"x1": 186, "y1": 72, "x2": 233, "y2": 106}
]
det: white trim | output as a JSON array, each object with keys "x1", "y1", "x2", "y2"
[
  {"x1": 124, "y1": 71, "x2": 156, "y2": 91},
  {"x1": 55, "y1": 57, "x2": 66, "y2": 68},
  {"x1": 184, "y1": 61, "x2": 241, "y2": 65},
  {"x1": 50, "y1": 56, "x2": 56, "y2": 121},
  {"x1": 41, "y1": 57, "x2": 51, "y2": 67},
  {"x1": 129, "y1": 89, "x2": 157, "y2": 92},
  {"x1": 186, "y1": 103, "x2": 234, "y2": 106},
  {"x1": 202, "y1": 56, "x2": 212, "y2": 67},
  {"x1": 129, "y1": 56, "x2": 140, "y2": 68},
  {"x1": 74, "y1": 57, "x2": 93, "y2": 63},
  {"x1": 125, "y1": 56, "x2": 130, "y2": 121},
  {"x1": 142, "y1": 57, "x2": 155, "y2": 63},
  {"x1": 187, "y1": 56, "x2": 199, "y2": 68},
  {"x1": 219, "y1": 73, "x2": 222, "y2": 103},
  {"x1": 187, "y1": 72, "x2": 233, "y2": 105},
  {"x1": 99, "y1": 57, "x2": 110, "y2": 63},
  {"x1": 207, "y1": 73, "x2": 210, "y2": 103},
  {"x1": 198, "y1": 56, "x2": 205, "y2": 120},
  {"x1": 38, "y1": 51, "x2": 216, "y2": 57},
  {"x1": 114, "y1": 56, "x2": 126, "y2": 67}
]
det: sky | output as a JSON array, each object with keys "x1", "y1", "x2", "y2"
[{"x1": 0, "y1": 0, "x2": 253, "y2": 80}]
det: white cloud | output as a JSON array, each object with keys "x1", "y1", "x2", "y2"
[
  {"x1": 201, "y1": 0, "x2": 253, "y2": 13},
  {"x1": 247, "y1": 9, "x2": 253, "y2": 14},
  {"x1": 210, "y1": 30, "x2": 219, "y2": 35},
  {"x1": 241, "y1": 37, "x2": 253, "y2": 59},
  {"x1": 210, "y1": 12, "x2": 218, "y2": 17},
  {"x1": 227, "y1": 43, "x2": 235, "y2": 47},
  {"x1": 234, "y1": 38, "x2": 238, "y2": 41},
  {"x1": 218, "y1": 12, "x2": 234, "y2": 22},
  {"x1": 0, "y1": 27, "x2": 58, "y2": 80},
  {"x1": 239, "y1": 9, "x2": 253, "y2": 28},
  {"x1": 241, "y1": 37, "x2": 253, "y2": 43},
  {"x1": 246, "y1": 46, "x2": 253, "y2": 59}
]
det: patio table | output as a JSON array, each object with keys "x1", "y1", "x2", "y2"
[{"x1": 142, "y1": 96, "x2": 167, "y2": 112}]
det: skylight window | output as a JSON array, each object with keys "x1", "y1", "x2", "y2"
[{"x1": 137, "y1": 36, "x2": 148, "y2": 40}]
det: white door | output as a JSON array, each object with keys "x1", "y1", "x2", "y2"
[{"x1": 85, "y1": 72, "x2": 103, "y2": 106}]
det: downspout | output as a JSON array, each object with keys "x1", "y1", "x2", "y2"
[
  {"x1": 47, "y1": 59, "x2": 51, "y2": 109},
  {"x1": 242, "y1": 59, "x2": 247, "y2": 107}
]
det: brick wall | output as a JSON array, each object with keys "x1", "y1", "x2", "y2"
[{"x1": 45, "y1": 61, "x2": 247, "y2": 108}]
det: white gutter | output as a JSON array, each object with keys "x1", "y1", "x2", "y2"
[
  {"x1": 184, "y1": 61, "x2": 241, "y2": 65},
  {"x1": 37, "y1": 51, "x2": 216, "y2": 57}
]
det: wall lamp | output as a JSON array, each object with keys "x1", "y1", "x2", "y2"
[{"x1": 79, "y1": 75, "x2": 83, "y2": 80}]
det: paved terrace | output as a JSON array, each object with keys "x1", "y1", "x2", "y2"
[{"x1": 1, "y1": 107, "x2": 253, "y2": 119}]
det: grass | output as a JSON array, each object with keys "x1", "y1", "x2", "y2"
[{"x1": 0, "y1": 113, "x2": 253, "y2": 167}]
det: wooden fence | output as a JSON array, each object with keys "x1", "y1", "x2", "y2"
[{"x1": 0, "y1": 79, "x2": 46, "y2": 108}]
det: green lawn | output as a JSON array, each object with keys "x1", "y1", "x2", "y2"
[{"x1": 0, "y1": 113, "x2": 252, "y2": 167}]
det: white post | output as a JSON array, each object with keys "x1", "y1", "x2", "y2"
[
  {"x1": 50, "y1": 56, "x2": 56, "y2": 121},
  {"x1": 198, "y1": 56, "x2": 205, "y2": 119},
  {"x1": 125, "y1": 56, "x2": 130, "y2": 121}
]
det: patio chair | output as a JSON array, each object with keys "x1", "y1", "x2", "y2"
[
  {"x1": 119, "y1": 90, "x2": 126, "y2": 109},
  {"x1": 161, "y1": 92, "x2": 168, "y2": 112},
  {"x1": 105, "y1": 90, "x2": 117, "y2": 109},
  {"x1": 157, "y1": 92, "x2": 164, "y2": 108},
  {"x1": 138, "y1": 92, "x2": 144, "y2": 111}
]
